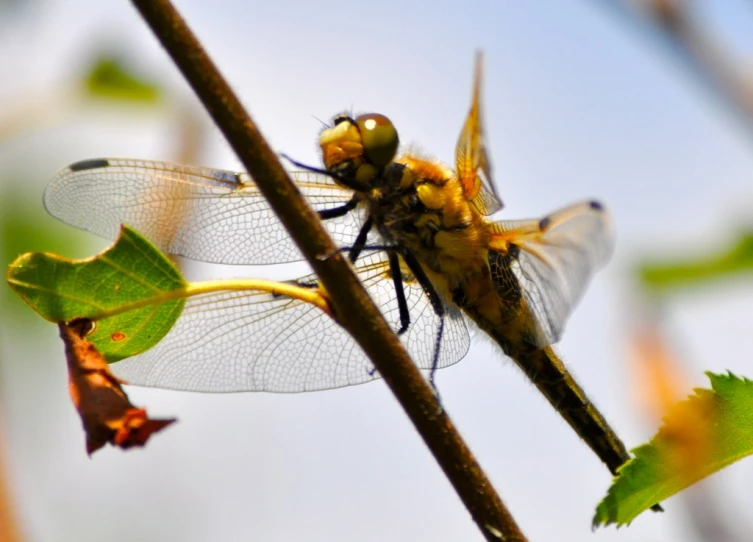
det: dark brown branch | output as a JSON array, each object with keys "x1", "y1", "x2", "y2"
[{"x1": 129, "y1": 1, "x2": 526, "y2": 540}]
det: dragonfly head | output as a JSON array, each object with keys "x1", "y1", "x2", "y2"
[{"x1": 320, "y1": 113, "x2": 399, "y2": 188}]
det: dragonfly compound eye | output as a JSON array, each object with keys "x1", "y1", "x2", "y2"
[{"x1": 355, "y1": 114, "x2": 399, "y2": 167}]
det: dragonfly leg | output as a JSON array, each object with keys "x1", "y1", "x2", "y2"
[
  {"x1": 326, "y1": 243, "x2": 395, "y2": 259},
  {"x1": 315, "y1": 218, "x2": 376, "y2": 263},
  {"x1": 317, "y1": 195, "x2": 359, "y2": 220},
  {"x1": 281, "y1": 154, "x2": 369, "y2": 191},
  {"x1": 347, "y1": 217, "x2": 373, "y2": 263},
  {"x1": 270, "y1": 278, "x2": 319, "y2": 298},
  {"x1": 400, "y1": 249, "x2": 445, "y2": 393},
  {"x1": 295, "y1": 279, "x2": 319, "y2": 289},
  {"x1": 387, "y1": 252, "x2": 411, "y2": 335}
]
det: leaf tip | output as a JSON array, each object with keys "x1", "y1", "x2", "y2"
[{"x1": 60, "y1": 320, "x2": 177, "y2": 456}]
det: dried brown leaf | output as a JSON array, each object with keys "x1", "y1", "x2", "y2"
[{"x1": 59, "y1": 320, "x2": 175, "y2": 455}]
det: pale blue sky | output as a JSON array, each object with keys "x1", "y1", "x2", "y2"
[{"x1": 2, "y1": 1, "x2": 753, "y2": 541}]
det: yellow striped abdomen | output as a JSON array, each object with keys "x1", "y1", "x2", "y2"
[{"x1": 456, "y1": 271, "x2": 631, "y2": 475}]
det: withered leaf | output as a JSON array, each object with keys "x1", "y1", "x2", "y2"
[{"x1": 59, "y1": 320, "x2": 176, "y2": 455}]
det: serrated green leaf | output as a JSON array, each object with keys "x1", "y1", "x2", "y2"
[
  {"x1": 7, "y1": 225, "x2": 185, "y2": 361},
  {"x1": 639, "y1": 231, "x2": 753, "y2": 291},
  {"x1": 594, "y1": 372, "x2": 753, "y2": 527},
  {"x1": 83, "y1": 54, "x2": 162, "y2": 103}
]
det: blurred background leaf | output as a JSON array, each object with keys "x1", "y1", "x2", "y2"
[
  {"x1": 1, "y1": 183, "x2": 83, "y2": 326},
  {"x1": 639, "y1": 230, "x2": 753, "y2": 292},
  {"x1": 596, "y1": 373, "x2": 753, "y2": 526},
  {"x1": 83, "y1": 54, "x2": 162, "y2": 103}
]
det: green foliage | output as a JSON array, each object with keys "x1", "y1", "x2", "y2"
[
  {"x1": 639, "y1": 231, "x2": 753, "y2": 291},
  {"x1": 84, "y1": 54, "x2": 162, "y2": 103},
  {"x1": 7, "y1": 226, "x2": 185, "y2": 361},
  {"x1": 0, "y1": 181, "x2": 86, "y2": 325},
  {"x1": 594, "y1": 372, "x2": 753, "y2": 527}
]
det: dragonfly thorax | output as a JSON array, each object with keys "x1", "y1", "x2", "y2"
[{"x1": 368, "y1": 158, "x2": 490, "y2": 281}]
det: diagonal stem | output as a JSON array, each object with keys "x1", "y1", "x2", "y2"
[
  {"x1": 590, "y1": 0, "x2": 753, "y2": 142},
  {"x1": 129, "y1": 0, "x2": 527, "y2": 540}
]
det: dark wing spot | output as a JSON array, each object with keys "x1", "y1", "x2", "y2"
[
  {"x1": 205, "y1": 169, "x2": 242, "y2": 185},
  {"x1": 488, "y1": 250, "x2": 522, "y2": 302},
  {"x1": 69, "y1": 158, "x2": 110, "y2": 172},
  {"x1": 508, "y1": 243, "x2": 520, "y2": 258},
  {"x1": 589, "y1": 200, "x2": 604, "y2": 211},
  {"x1": 538, "y1": 216, "x2": 551, "y2": 231},
  {"x1": 234, "y1": 172, "x2": 253, "y2": 185}
]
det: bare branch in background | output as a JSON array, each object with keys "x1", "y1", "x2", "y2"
[{"x1": 592, "y1": 0, "x2": 753, "y2": 140}]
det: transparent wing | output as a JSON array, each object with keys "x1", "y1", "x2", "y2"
[
  {"x1": 455, "y1": 52, "x2": 503, "y2": 216},
  {"x1": 489, "y1": 201, "x2": 614, "y2": 347},
  {"x1": 44, "y1": 158, "x2": 366, "y2": 265},
  {"x1": 110, "y1": 252, "x2": 470, "y2": 392}
]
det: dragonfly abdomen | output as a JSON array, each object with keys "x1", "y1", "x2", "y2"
[
  {"x1": 449, "y1": 249, "x2": 632, "y2": 474},
  {"x1": 459, "y1": 288, "x2": 629, "y2": 476},
  {"x1": 512, "y1": 345, "x2": 629, "y2": 475},
  {"x1": 460, "y1": 293, "x2": 631, "y2": 475}
]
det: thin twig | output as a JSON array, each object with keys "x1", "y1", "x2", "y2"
[
  {"x1": 590, "y1": 0, "x2": 753, "y2": 140},
  {"x1": 129, "y1": 1, "x2": 526, "y2": 540}
]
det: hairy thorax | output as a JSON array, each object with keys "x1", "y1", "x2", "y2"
[{"x1": 366, "y1": 157, "x2": 514, "y2": 323}]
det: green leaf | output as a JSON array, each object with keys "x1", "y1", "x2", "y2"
[
  {"x1": 7, "y1": 225, "x2": 185, "y2": 361},
  {"x1": 83, "y1": 54, "x2": 162, "y2": 103},
  {"x1": 639, "y1": 231, "x2": 753, "y2": 291},
  {"x1": 594, "y1": 372, "x2": 753, "y2": 527},
  {"x1": 1, "y1": 178, "x2": 84, "y2": 326}
]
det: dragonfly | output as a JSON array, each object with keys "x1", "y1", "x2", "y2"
[{"x1": 44, "y1": 55, "x2": 631, "y2": 477}]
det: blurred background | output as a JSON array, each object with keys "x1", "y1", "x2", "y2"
[{"x1": 2, "y1": 0, "x2": 753, "y2": 540}]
